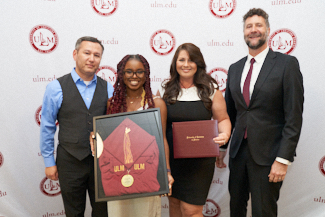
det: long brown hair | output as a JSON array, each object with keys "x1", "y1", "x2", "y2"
[
  {"x1": 108, "y1": 55, "x2": 155, "y2": 114},
  {"x1": 162, "y1": 43, "x2": 218, "y2": 110}
]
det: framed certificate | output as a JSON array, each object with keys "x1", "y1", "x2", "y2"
[{"x1": 93, "y1": 108, "x2": 169, "y2": 202}]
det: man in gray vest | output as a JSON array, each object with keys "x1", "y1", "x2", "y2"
[{"x1": 40, "y1": 36, "x2": 113, "y2": 216}]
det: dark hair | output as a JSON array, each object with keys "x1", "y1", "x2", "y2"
[
  {"x1": 243, "y1": 8, "x2": 269, "y2": 28},
  {"x1": 162, "y1": 43, "x2": 218, "y2": 110},
  {"x1": 75, "y1": 36, "x2": 104, "y2": 52},
  {"x1": 108, "y1": 55, "x2": 155, "y2": 114}
]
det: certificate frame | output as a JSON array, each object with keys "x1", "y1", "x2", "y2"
[
  {"x1": 93, "y1": 108, "x2": 169, "y2": 202},
  {"x1": 172, "y1": 119, "x2": 219, "y2": 158}
]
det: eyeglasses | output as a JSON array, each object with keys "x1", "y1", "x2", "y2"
[{"x1": 123, "y1": 70, "x2": 146, "y2": 78}]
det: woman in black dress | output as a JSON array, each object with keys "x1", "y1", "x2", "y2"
[{"x1": 160, "y1": 43, "x2": 231, "y2": 217}]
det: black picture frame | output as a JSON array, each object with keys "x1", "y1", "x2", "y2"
[{"x1": 93, "y1": 108, "x2": 169, "y2": 202}]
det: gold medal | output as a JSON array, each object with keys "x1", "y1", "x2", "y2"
[{"x1": 121, "y1": 174, "x2": 134, "y2": 187}]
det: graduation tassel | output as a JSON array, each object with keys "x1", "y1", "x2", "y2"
[{"x1": 124, "y1": 127, "x2": 134, "y2": 164}]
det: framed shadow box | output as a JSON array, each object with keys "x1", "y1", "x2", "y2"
[{"x1": 93, "y1": 108, "x2": 169, "y2": 202}]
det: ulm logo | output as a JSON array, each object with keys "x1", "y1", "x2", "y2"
[
  {"x1": 203, "y1": 199, "x2": 221, "y2": 217},
  {"x1": 208, "y1": 68, "x2": 228, "y2": 93},
  {"x1": 319, "y1": 156, "x2": 325, "y2": 177},
  {"x1": 91, "y1": 0, "x2": 118, "y2": 16},
  {"x1": 209, "y1": 0, "x2": 236, "y2": 18},
  {"x1": 29, "y1": 25, "x2": 58, "y2": 54},
  {"x1": 150, "y1": 30, "x2": 176, "y2": 56},
  {"x1": 96, "y1": 66, "x2": 117, "y2": 86},
  {"x1": 40, "y1": 177, "x2": 61, "y2": 197},
  {"x1": 268, "y1": 28, "x2": 297, "y2": 54},
  {"x1": 35, "y1": 105, "x2": 59, "y2": 126},
  {"x1": 0, "y1": 152, "x2": 3, "y2": 168}
]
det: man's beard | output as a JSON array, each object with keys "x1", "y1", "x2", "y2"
[{"x1": 245, "y1": 31, "x2": 268, "y2": 50}]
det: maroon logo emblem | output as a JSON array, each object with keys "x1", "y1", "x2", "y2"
[
  {"x1": 203, "y1": 199, "x2": 221, "y2": 217},
  {"x1": 150, "y1": 30, "x2": 176, "y2": 56},
  {"x1": 208, "y1": 68, "x2": 228, "y2": 92},
  {"x1": 209, "y1": 0, "x2": 236, "y2": 18},
  {"x1": 29, "y1": 25, "x2": 58, "y2": 54},
  {"x1": 91, "y1": 0, "x2": 118, "y2": 16},
  {"x1": 0, "y1": 152, "x2": 3, "y2": 168},
  {"x1": 319, "y1": 156, "x2": 325, "y2": 177},
  {"x1": 35, "y1": 105, "x2": 59, "y2": 127},
  {"x1": 96, "y1": 66, "x2": 117, "y2": 86},
  {"x1": 40, "y1": 177, "x2": 61, "y2": 197},
  {"x1": 268, "y1": 28, "x2": 297, "y2": 54}
]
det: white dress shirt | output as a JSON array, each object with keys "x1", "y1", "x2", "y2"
[{"x1": 240, "y1": 47, "x2": 269, "y2": 96}]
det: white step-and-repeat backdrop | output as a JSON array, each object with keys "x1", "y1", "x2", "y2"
[{"x1": 1, "y1": 0, "x2": 325, "y2": 216}]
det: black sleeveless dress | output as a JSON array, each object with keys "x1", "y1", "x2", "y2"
[{"x1": 165, "y1": 87, "x2": 216, "y2": 205}]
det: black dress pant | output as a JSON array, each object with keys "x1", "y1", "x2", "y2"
[
  {"x1": 228, "y1": 139, "x2": 282, "y2": 217},
  {"x1": 57, "y1": 145, "x2": 107, "y2": 217}
]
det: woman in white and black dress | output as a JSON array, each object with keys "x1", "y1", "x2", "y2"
[{"x1": 159, "y1": 43, "x2": 231, "y2": 217}]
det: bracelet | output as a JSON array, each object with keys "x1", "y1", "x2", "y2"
[{"x1": 167, "y1": 169, "x2": 171, "y2": 173}]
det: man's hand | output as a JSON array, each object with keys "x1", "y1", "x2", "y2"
[
  {"x1": 216, "y1": 151, "x2": 227, "y2": 168},
  {"x1": 167, "y1": 173, "x2": 174, "y2": 196},
  {"x1": 268, "y1": 161, "x2": 288, "y2": 183},
  {"x1": 45, "y1": 166, "x2": 58, "y2": 180},
  {"x1": 90, "y1": 131, "x2": 95, "y2": 156}
]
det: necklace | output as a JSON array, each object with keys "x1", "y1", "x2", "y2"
[
  {"x1": 126, "y1": 89, "x2": 145, "y2": 105},
  {"x1": 180, "y1": 82, "x2": 194, "y2": 94},
  {"x1": 126, "y1": 95, "x2": 140, "y2": 104}
]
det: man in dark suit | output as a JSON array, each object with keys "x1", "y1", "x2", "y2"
[
  {"x1": 40, "y1": 36, "x2": 113, "y2": 216},
  {"x1": 218, "y1": 8, "x2": 304, "y2": 217}
]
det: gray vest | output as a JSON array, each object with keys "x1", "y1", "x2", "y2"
[{"x1": 57, "y1": 73, "x2": 108, "y2": 160}]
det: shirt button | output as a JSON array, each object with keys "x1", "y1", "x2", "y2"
[{"x1": 88, "y1": 121, "x2": 91, "y2": 125}]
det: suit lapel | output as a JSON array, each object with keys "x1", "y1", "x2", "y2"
[
  {"x1": 233, "y1": 57, "x2": 248, "y2": 107},
  {"x1": 250, "y1": 50, "x2": 277, "y2": 105}
]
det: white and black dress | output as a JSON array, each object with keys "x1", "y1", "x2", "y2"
[{"x1": 164, "y1": 86, "x2": 216, "y2": 205}]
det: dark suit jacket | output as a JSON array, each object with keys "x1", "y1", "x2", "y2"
[{"x1": 225, "y1": 49, "x2": 304, "y2": 166}]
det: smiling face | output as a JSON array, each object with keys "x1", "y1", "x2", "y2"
[
  {"x1": 73, "y1": 41, "x2": 103, "y2": 81},
  {"x1": 176, "y1": 50, "x2": 197, "y2": 81},
  {"x1": 123, "y1": 59, "x2": 146, "y2": 91},
  {"x1": 244, "y1": 15, "x2": 270, "y2": 53}
]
